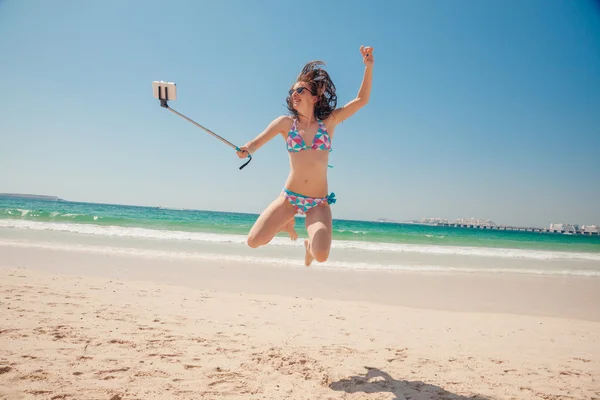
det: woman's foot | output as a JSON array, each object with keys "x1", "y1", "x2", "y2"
[
  {"x1": 279, "y1": 218, "x2": 298, "y2": 241},
  {"x1": 304, "y1": 239, "x2": 314, "y2": 267}
]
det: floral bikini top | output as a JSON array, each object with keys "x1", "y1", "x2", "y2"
[{"x1": 286, "y1": 118, "x2": 332, "y2": 152}]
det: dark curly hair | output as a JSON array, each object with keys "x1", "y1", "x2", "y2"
[{"x1": 286, "y1": 61, "x2": 337, "y2": 120}]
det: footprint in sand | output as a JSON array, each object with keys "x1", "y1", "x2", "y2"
[
  {"x1": 137, "y1": 325, "x2": 158, "y2": 331},
  {"x1": 50, "y1": 394, "x2": 71, "y2": 399},
  {"x1": 559, "y1": 370, "x2": 582, "y2": 377},
  {"x1": 206, "y1": 369, "x2": 253, "y2": 394},
  {"x1": 385, "y1": 348, "x2": 408, "y2": 363},
  {"x1": 108, "y1": 339, "x2": 137, "y2": 348},
  {"x1": 20, "y1": 370, "x2": 49, "y2": 382},
  {"x1": 252, "y1": 348, "x2": 325, "y2": 381},
  {"x1": 134, "y1": 370, "x2": 169, "y2": 378},
  {"x1": 573, "y1": 357, "x2": 591, "y2": 363},
  {"x1": 0, "y1": 366, "x2": 12, "y2": 375},
  {"x1": 94, "y1": 367, "x2": 130, "y2": 381},
  {"x1": 25, "y1": 390, "x2": 53, "y2": 396},
  {"x1": 148, "y1": 353, "x2": 181, "y2": 360}
]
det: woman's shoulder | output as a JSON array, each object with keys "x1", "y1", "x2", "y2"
[
  {"x1": 277, "y1": 115, "x2": 294, "y2": 123},
  {"x1": 273, "y1": 115, "x2": 295, "y2": 132}
]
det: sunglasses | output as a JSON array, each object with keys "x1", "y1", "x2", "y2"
[{"x1": 289, "y1": 86, "x2": 313, "y2": 96}]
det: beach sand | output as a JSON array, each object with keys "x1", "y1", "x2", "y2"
[{"x1": 1, "y1": 244, "x2": 599, "y2": 399}]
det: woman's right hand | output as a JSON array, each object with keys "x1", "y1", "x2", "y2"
[{"x1": 236, "y1": 146, "x2": 250, "y2": 158}]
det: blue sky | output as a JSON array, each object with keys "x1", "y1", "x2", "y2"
[{"x1": 0, "y1": 0, "x2": 599, "y2": 227}]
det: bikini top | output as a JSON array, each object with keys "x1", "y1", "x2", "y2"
[{"x1": 286, "y1": 118, "x2": 332, "y2": 153}]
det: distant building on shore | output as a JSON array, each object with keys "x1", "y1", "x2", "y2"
[
  {"x1": 581, "y1": 225, "x2": 600, "y2": 234},
  {"x1": 419, "y1": 217, "x2": 449, "y2": 225},
  {"x1": 550, "y1": 223, "x2": 600, "y2": 235},
  {"x1": 454, "y1": 218, "x2": 497, "y2": 227},
  {"x1": 549, "y1": 223, "x2": 577, "y2": 234},
  {"x1": 419, "y1": 217, "x2": 496, "y2": 227}
]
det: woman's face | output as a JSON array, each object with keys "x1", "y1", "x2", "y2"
[{"x1": 289, "y1": 82, "x2": 317, "y2": 112}]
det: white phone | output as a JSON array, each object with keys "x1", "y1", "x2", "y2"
[{"x1": 152, "y1": 81, "x2": 177, "y2": 101}]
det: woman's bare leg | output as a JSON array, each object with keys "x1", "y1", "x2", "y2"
[
  {"x1": 303, "y1": 204, "x2": 332, "y2": 266},
  {"x1": 247, "y1": 195, "x2": 298, "y2": 248},
  {"x1": 278, "y1": 217, "x2": 298, "y2": 241}
]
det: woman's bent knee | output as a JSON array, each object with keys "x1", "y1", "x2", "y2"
[
  {"x1": 247, "y1": 231, "x2": 273, "y2": 248},
  {"x1": 246, "y1": 233, "x2": 262, "y2": 248},
  {"x1": 310, "y1": 235, "x2": 331, "y2": 262}
]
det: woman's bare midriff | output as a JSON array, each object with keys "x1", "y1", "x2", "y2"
[{"x1": 283, "y1": 150, "x2": 330, "y2": 197}]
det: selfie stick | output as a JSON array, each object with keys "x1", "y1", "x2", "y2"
[{"x1": 152, "y1": 81, "x2": 252, "y2": 170}]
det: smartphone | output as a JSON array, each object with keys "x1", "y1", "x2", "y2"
[{"x1": 152, "y1": 81, "x2": 177, "y2": 101}]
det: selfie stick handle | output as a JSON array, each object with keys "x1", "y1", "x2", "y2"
[{"x1": 158, "y1": 87, "x2": 252, "y2": 170}]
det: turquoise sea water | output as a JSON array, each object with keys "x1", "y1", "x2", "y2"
[{"x1": 1, "y1": 196, "x2": 599, "y2": 254}]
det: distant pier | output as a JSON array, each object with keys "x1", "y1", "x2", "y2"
[{"x1": 435, "y1": 222, "x2": 599, "y2": 235}]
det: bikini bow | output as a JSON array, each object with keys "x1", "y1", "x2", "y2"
[{"x1": 327, "y1": 192, "x2": 337, "y2": 205}]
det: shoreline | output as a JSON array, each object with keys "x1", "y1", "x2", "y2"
[
  {"x1": 2, "y1": 241, "x2": 599, "y2": 322},
  {"x1": 2, "y1": 224, "x2": 600, "y2": 260}
]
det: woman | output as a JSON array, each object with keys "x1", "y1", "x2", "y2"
[{"x1": 236, "y1": 45, "x2": 374, "y2": 266}]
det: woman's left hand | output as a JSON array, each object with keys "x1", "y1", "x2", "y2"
[{"x1": 360, "y1": 45, "x2": 374, "y2": 66}]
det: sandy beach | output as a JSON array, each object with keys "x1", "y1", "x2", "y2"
[
  {"x1": 3, "y1": 0, "x2": 600, "y2": 398},
  {"x1": 1, "y1": 242, "x2": 600, "y2": 400}
]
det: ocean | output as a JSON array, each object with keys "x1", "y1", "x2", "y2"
[{"x1": 1, "y1": 196, "x2": 599, "y2": 277}]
